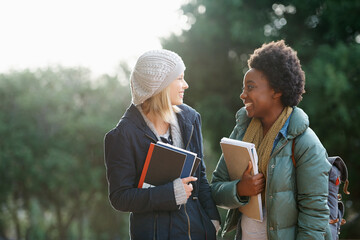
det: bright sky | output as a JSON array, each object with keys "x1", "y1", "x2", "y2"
[{"x1": 0, "y1": 0, "x2": 188, "y2": 76}]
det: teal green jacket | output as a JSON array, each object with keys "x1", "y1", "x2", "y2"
[{"x1": 211, "y1": 107, "x2": 332, "y2": 239}]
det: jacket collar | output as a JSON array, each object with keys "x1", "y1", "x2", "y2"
[
  {"x1": 120, "y1": 104, "x2": 197, "y2": 146},
  {"x1": 120, "y1": 104, "x2": 158, "y2": 142},
  {"x1": 177, "y1": 104, "x2": 197, "y2": 149},
  {"x1": 287, "y1": 106, "x2": 309, "y2": 139},
  {"x1": 235, "y1": 106, "x2": 309, "y2": 140}
]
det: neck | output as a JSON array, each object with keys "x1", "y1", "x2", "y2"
[
  {"x1": 145, "y1": 111, "x2": 169, "y2": 135},
  {"x1": 260, "y1": 106, "x2": 285, "y2": 136}
]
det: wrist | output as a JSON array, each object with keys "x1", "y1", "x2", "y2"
[{"x1": 236, "y1": 180, "x2": 244, "y2": 196}]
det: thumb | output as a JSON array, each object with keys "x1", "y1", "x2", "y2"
[
  {"x1": 244, "y1": 160, "x2": 253, "y2": 175},
  {"x1": 182, "y1": 176, "x2": 197, "y2": 184}
]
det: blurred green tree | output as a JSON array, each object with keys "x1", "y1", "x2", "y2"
[
  {"x1": 163, "y1": 0, "x2": 360, "y2": 238},
  {"x1": 163, "y1": 0, "x2": 360, "y2": 149},
  {"x1": 1, "y1": 0, "x2": 359, "y2": 239},
  {"x1": 303, "y1": 43, "x2": 360, "y2": 238},
  {"x1": 0, "y1": 67, "x2": 131, "y2": 239}
]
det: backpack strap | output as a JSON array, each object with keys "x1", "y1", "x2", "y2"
[
  {"x1": 291, "y1": 138, "x2": 296, "y2": 167},
  {"x1": 328, "y1": 156, "x2": 350, "y2": 195},
  {"x1": 291, "y1": 139, "x2": 350, "y2": 195}
]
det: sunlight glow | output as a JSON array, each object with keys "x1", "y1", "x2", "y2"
[
  {"x1": 0, "y1": 0, "x2": 187, "y2": 76},
  {"x1": 356, "y1": 34, "x2": 360, "y2": 44}
]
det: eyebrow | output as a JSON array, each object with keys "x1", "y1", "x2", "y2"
[{"x1": 245, "y1": 79, "x2": 256, "y2": 84}]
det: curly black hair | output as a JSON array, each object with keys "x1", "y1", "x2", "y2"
[{"x1": 247, "y1": 40, "x2": 305, "y2": 107}]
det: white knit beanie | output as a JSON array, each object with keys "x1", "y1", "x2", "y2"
[{"x1": 130, "y1": 49, "x2": 186, "y2": 105}]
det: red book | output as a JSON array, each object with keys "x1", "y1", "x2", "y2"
[{"x1": 137, "y1": 143, "x2": 155, "y2": 188}]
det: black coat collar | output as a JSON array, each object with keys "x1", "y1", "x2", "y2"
[
  {"x1": 120, "y1": 104, "x2": 157, "y2": 142},
  {"x1": 176, "y1": 105, "x2": 196, "y2": 149},
  {"x1": 120, "y1": 104, "x2": 197, "y2": 148}
]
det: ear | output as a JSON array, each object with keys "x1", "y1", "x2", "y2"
[{"x1": 272, "y1": 90, "x2": 282, "y2": 99}]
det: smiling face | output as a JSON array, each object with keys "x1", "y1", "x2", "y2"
[
  {"x1": 240, "y1": 68, "x2": 282, "y2": 119},
  {"x1": 169, "y1": 72, "x2": 188, "y2": 105}
]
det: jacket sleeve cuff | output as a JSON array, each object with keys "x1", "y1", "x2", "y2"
[
  {"x1": 236, "y1": 194, "x2": 249, "y2": 203},
  {"x1": 173, "y1": 178, "x2": 187, "y2": 205},
  {"x1": 211, "y1": 220, "x2": 221, "y2": 234}
]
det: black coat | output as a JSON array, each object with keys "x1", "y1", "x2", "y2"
[{"x1": 104, "y1": 104, "x2": 220, "y2": 240}]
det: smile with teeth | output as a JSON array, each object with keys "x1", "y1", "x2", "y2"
[{"x1": 245, "y1": 103, "x2": 253, "y2": 108}]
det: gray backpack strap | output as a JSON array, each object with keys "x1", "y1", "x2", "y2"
[
  {"x1": 291, "y1": 142, "x2": 351, "y2": 240},
  {"x1": 328, "y1": 156, "x2": 350, "y2": 195},
  {"x1": 328, "y1": 156, "x2": 350, "y2": 240}
]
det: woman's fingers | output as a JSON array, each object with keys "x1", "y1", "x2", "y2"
[
  {"x1": 183, "y1": 183, "x2": 193, "y2": 199},
  {"x1": 182, "y1": 176, "x2": 197, "y2": 184},
  {"x1": 244, "y1": 160, "x2": 253, "y2": 176},
  {"x1": 237, "y1": 170, "x2": 266, "y2": 196},
  {"x1": 182, "y1": 177, "x2": 197, "y2": 199}
]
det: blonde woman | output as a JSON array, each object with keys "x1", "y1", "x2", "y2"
[{"x1": 104, "y1": 49, "x2": 220, "y2": 240}]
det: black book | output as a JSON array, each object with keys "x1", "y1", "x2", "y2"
[{"x1": 138, "y1": 142, "x2": 199, "y2": 188}]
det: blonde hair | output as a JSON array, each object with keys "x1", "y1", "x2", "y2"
[{"x1": 141, "y1": 85, "x2": 181, "y2": 124}]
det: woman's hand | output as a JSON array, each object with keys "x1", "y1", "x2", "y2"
[
  {"x1": 182, "y1": 177, "x2": 197, "y2": 199},
  {"x1": 236, "y1": 160, "x2": 265, "y2": 196}
]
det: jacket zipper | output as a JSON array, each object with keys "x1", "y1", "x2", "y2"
[
  {"x1": 184, "y1": 204, "x2": 192, "y2": 240},
  {"x1": 184, "y1": 125, "x2": 194, "y2": 240},
  {"x1": 153, "y1": 213, "x2": 158, "y2": 240},
  {"x1": 147, "y1": 123, "x2": 194, "y2": 240},
  {"x1": 266, "y1": 139, "x2": 288, "y2": 239},
  {"x1": 145, "y1": 133, "x2": 160, "y2": 240}
]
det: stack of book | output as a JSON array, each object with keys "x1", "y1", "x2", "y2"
[
  {"x1": 138, "y1": 142, "x2": 200, "y2": 189},
  {"x1": 220, "y1": 137, "x2": 263, "y2": 222}
]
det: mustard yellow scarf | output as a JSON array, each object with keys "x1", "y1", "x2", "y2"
[{"x1": 242, "y1": 107, "x2": 293, "y2": 180}]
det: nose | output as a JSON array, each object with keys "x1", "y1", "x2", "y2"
[
  {"x1": 183, "y1": 79, "x2": 189, "y2": 89},
  {"x1": 240, "y1": 89, "x2": 246, "y2": 100}
]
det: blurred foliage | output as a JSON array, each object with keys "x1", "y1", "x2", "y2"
[
  {"x1": 162, "y1": 0, "x2": 360, "y2": 238},
  {"x1": 1, "y1": 0, "x2": 360, "y2": 239},
  {"x1": 302, "y1": 43, "x2": 360, "y2": 239},
  {"x1": 0, "y1": 67, "x2": 131, "y2": 239}
]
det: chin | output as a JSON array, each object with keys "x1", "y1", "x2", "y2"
[
  {"x1": 245, "y1": 109, "x2": 254, "y2": 118},
  {"x1": 174, "y1": 99, "x2": 183, "y2": 105},
  {"x1": 172, "y1": 102, "x2": 182, "y2": 106}
]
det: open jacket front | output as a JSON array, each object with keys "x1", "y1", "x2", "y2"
[
  {"x1": 104, "y1": 104, "x2": 220, "y2": 240},
  {"x1": 211, "y1": 107, "x2": 332, "y2": 240}
]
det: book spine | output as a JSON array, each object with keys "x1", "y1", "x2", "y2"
[{"x1": 137, "y1": 143, "x2": 155, "y2": 188}]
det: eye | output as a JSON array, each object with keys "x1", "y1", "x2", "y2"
[{"x1": 242, "y1": 85, "x2": 255, "y2": 91}]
